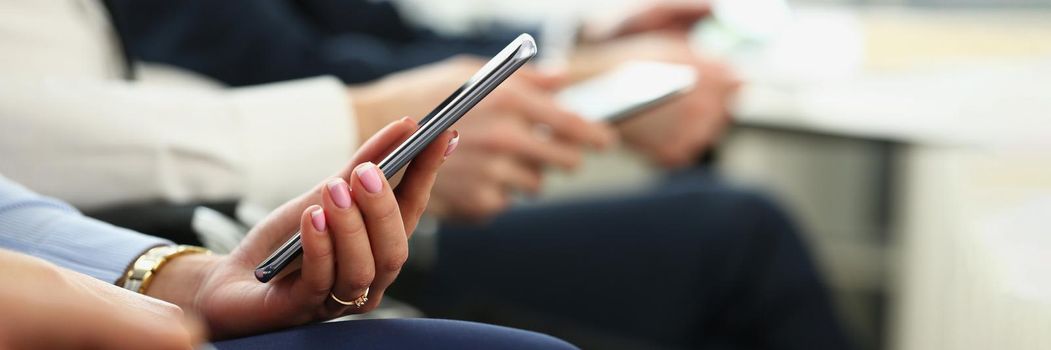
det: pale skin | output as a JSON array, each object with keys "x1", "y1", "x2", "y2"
[
  {"x1": 0, "y1": 249, "x2": 207, "y2": 350},
  {"x1": 571, "y1": 33, "x2": 742, "y2": 167},
  {"x1": 563, "y1": 0, "x2": 741, "y2": 168},
  {"x1": 345, "y1": 1, "x2": 738, "y2": 220},
  {"x1": 144, "y1": 118, "x2": 457, "y2": 339}
]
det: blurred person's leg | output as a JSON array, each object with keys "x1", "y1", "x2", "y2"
[
  {"x1": 213, "y1": 318, "x2": 578, "y2": 350},
  {"x1": 398, "y1": 171, "x2": 850, "y2": 350}
]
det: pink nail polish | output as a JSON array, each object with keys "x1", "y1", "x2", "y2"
[
  {"x1": 327, "y1": 178, "x2": 352, "y2": 209},
  {"x1": 444, "y1": 131, "x2": 460, "y2": 157},
  {"x1": 310, "y1": 207, "x2": 326, "y2": 231},
  {"x1": 356, "y1": 162, "x2": 383, "y2": 194}
]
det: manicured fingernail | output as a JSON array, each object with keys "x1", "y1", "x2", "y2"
[
  {"x1": 356, "y1": 162, "x2": 383, "y2": 194},
  {"x1": 444, "y1": 130, "x2": 460, "y2": 157},
  {"x1": 310, "y1": 206, "x2": 326, "y2": 231},
  {"x1": 327, "y1": 178, "x2": 352, "y2": 208},
  {"x1": 400, "y1": 116, "x2": 415, "y2": 123}
]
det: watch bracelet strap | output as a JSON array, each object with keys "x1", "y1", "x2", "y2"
[{"x1": 120, "y1": 244, "x2": 211, "y2": 294}]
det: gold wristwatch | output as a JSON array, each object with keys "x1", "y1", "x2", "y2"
[{"x1": 120, "y1": 245, "x2": 210, "y2": 294}]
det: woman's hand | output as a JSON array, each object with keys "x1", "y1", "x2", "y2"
[
  {"x1": 353, "y1": 57, "x2": 615, "y2": 221},
  {"x1": 0, "y1": 249, "x2": 206, "y2": 350},
  {"x1": 570, "y1": 33, "x2": 741, "y2": 167},
  {"x1": 617, "y1": 53, "x2": 740, "y2": 167},
  {"x1": 426, "y1": 114, "x2": 546, "y2": 221},
  {"x1": 145, "y1": 118, "x2": 457, "y2": 339}
]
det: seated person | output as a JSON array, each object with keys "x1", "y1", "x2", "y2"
[
  {"x1": 0, "y1": 0, "x2": 849, "y2": 348},
  {"x1": 105, "y1": 2, "x2": 850, "y2": 349},
  {"x1": 0, "y1": 120, "x2": 574, "y2": 349}
]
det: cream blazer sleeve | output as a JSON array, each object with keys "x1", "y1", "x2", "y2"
[
  {"x1": 0, "y1": 0, "x2": 358, "y2": 210},
  {"x1": 0, "y1": 77, "x2": 356, "y2": 210}
]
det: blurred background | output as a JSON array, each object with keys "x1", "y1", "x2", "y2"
[
  {"x1": 4, "y1": 0, "x2": 1046, "y2": 346},
  {"x1": 392, "y1": 0, "x2": 1051, "y2": 349}
]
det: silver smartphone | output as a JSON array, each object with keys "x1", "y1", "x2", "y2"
[
  {"x1": 556, "y1": 61, "x2": 696, "y2": 123},
  {"x1": 255, "y1": 34, "x2": 538, "y2": 283}
]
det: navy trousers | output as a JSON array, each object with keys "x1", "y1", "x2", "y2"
[
  {"x1": 398, "y1": 172, "x2": 851, "y2": 350},
  {"x1": 214, "y1": 318, "x2": 578, "y2": 349}
]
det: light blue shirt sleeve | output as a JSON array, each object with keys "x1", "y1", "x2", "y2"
[{"x1": 0, "y1": 175, "x2": 171, "y2": 283}]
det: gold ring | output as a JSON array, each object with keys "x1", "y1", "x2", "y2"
[{"x1": 330, "y1": 287, "x2": 369, "y2": 307}]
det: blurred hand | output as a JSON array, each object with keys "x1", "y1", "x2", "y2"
[
  {"x1": 146, "y1": 118, "x2": 456, "y2": 339},
  {"x1": 583, "y1": 1, "x2": 711, "y2": 42},
  {"x1": 352, "y1": 57, "x2": 616, "y2": 220},
  {"x1": 571, "y1": 33, "x2": 741, "y2": 168},
  {"x1": 0, "y1": 249, "x2": 206, "y2": 350},
  {"x1": 619, "y1": 55, "x2": 739, "y2": 167},
  {"x1": 427, "y1": 112, "x2": 579, "y2": 221}
]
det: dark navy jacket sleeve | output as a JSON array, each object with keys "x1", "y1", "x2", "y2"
[{"x1": 108, "y1": 0, "x2": 526, "y2": 86}]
